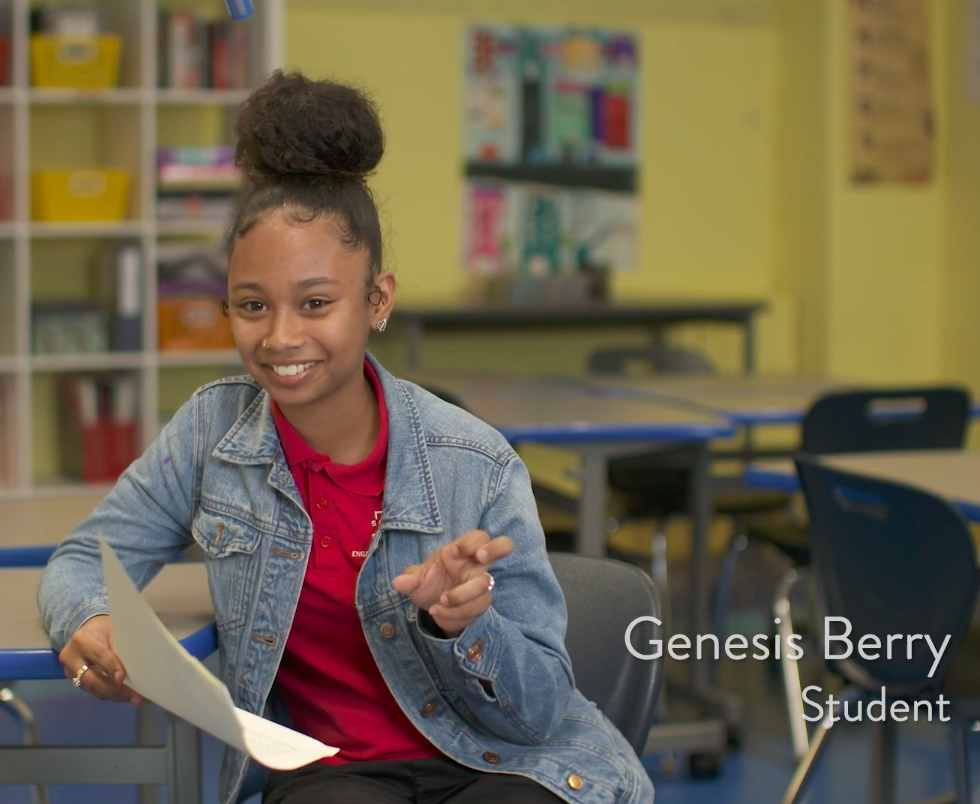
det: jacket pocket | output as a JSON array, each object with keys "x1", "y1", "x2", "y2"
[{"x1": 191, "y1": 509, "x2": 263, "y2": 633}]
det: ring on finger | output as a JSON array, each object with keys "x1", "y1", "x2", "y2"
[
  {"x1": 72, "y1": 664, "x2": 91, "y2": 688},
  {"x1": 486, "y1": 572, "x2": 495, "y2": 593}
]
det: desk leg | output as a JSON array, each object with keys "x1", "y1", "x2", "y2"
[
  {"x1": 166, "y1": 714, "x2": 201, "y2": 804},
  {"x1": 686, "y1": 442, "x2": 743, "y2": 732},
  {"x1": 167, "y1": 713, "x2": 201, "y2": 804},
  {"x1": 576, "y1": 448, "x2": 608, "y2": 558},
  {"x1": 743, "y1": 316, "x2": 756, "y2": 375},
  {"x1": 138, "y1": 704, "x2": 162, "y2": 804},
  {"x1": 690, "y1": 442, "x2": 711, "y2": 688}
]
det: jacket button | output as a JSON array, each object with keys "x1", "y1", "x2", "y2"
[
  {"x1": 482, "y1": 751, "x2": 499, "y2": 763},
  {"x1": 379, "y1": 622, "x2": 396, "y2": 639},
  {"x1": 421, "y1": 702, "x2": 438, "y2": 718},
  {"x1": 315, "y1": 498, "x2": 328, "y2": 510},
  {"x1": 467, "y1": 637, "x2": 486, "y2": 662},
  {"x1": 567, "y1": 774, "x2": 584, "y2": 790}
]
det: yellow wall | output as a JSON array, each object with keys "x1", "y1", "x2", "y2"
[
  {"x1": 824, "y1": 0, "x2": 947, "y2": 383},
  {"x1": 286, "y1": 1, "x2": 790, "y2": 376},
  {"x1": 773, "y1": 0, "x2": 828, "y2": 374},
  {"x1": 773, "y1": 0, "x2": 961, "y2": 385},
  {"x1": 943, "y1": 0, "x2": 980, "y2": 398}
]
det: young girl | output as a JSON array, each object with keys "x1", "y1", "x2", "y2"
[{"x1": 38, "y1": 71, "x2": 653, "y2": 804}]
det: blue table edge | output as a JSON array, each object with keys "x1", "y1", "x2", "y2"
[
  {"x1": 0, "y1": 622, "x2": 218, "y2": 681},
  {"x1": 744, "y1": 465, "x2": 980, "y2": 523}
]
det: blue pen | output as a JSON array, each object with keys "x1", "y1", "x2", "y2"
[{"x1": 225, "y1": 0, "x2": 254, "y2": 20}]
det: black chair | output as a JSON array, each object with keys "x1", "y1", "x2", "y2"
[
  {"x1": 783, "y1": 455, "x2": 980, "y2": 804},
  {"x1": 801, "y1": 387, "x2": 970, "y2": 455},
  {"x1": 549, "y1": 553, "x2": 663, "y2": 755},
  {"x1": 718, "y1": 386, "x2": 972, "y2": 758}
]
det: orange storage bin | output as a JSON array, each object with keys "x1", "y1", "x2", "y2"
[
  {"x1": 158, "y1": 296, "x2": 235, "y2": 351},
  {"x1": 31, "y1": 34, "x2": 122, "y2": 88},
  {"x1": 31, "y1": 169, "x2": 130, "y2": 221}
]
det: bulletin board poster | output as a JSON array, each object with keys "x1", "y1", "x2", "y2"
[
  {"x1": 849, "y1": 0, "x2": 934, "y2": 184},
  {"x1": 462, "y1": 25, "x2": 639, "y2": 276}
]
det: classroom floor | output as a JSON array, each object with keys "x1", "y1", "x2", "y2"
[{"x1": 3, "y1": 545, "x2": 978, "y2": 804}]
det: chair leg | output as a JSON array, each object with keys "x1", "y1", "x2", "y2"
[
  {"x1": 951, "y1": 722, "x2": 973, "y2": 804},
  {"x1": 774, "y1": 567, "x2": 811, "y2": 760},
  {"x1": 779, "y1": 687, "x2": 863, "y2": 804},
  {"x1": 869, "y1": 718, "x2": 898, "y2": 804},
  {"x1": 0, "y1": 684, "x2": 49, "y2": 804},
  {"x1": 778, "y1": 703, "x2": 838, "y2": 804}
]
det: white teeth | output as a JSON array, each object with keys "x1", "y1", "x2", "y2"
[{"x1": 271, "y1": 363, "x2": 315, "y2": 377}]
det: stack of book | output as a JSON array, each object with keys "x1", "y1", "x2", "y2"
[
  {"x1": 156, "y1": 145, "x2": 240, "y2": 223},
  {"x1": 158, "y1": 10, "x2": 249, "y2": 90}
]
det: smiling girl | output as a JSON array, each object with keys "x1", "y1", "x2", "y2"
[{"x1": 38, "y1": 71, "x2": 653, "y2": 804}]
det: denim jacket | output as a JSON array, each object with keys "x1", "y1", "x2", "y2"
[{"x1": 38, "y1": 354, "x2": 654, "y2": 804}]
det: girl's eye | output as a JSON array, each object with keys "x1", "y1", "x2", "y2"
[
  {"x1": 305, "y1": 299, "x2": 331, "y2": 310},
  {"x1": 239, "y1": 301, "x2": 265, "y2": 313}
]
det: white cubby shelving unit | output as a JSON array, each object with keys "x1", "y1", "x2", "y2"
[{"x1": 0, "y1": 0, "x2": 283, "y2": 497}]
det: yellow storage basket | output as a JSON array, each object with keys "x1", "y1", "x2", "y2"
[
  {"x1": 32, "y1": 170, "x2": 131, "y2": 222},
  {"x1": 31, "y1": 34, "x2": 122, "y2": 89}
]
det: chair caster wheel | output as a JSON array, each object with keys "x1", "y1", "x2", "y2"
[{"x1": 688, "y1": 752, "x2": 724, "y2": 779}]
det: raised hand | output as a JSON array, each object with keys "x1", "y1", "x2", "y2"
[{"x1": 392, "y1": 529, "x2": 513, "y2": 637}]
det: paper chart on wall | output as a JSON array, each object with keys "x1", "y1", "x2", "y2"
[{"x1": 99, "y1": 538, "x2": 339, "y2": 769}]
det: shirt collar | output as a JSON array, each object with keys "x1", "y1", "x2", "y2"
[{"x1": 271, "y1": 358, "x2": 388, "y2": 496}]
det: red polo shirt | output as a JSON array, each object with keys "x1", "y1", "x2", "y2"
[{"x1": 272, "y1": 359, "x2": 439, "y2": 764}]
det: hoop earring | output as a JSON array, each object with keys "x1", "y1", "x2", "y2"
[
  {"x1": 376, "y1": 318, "x2": 388, "y2": 333},
  {"x1": 220, "y1": 300, "x2": 229, "y2": 317}
]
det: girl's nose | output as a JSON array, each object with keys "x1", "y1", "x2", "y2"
[{"x1": 263, "y1": 312, "x2": 304, "y2": 350}]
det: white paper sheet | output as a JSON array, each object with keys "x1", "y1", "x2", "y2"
[{"x1": 100, "y1": 539, "x2": 339, "y2": 769}]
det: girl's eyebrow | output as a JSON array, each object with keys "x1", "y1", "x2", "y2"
[{"x1": 231, "y1": 277, "x2": 340, "y2": 292}]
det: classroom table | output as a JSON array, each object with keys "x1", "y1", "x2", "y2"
[
  {"x1": 0, "y1": 561, "x2": 215, "y2": 803},
  {"x1": 579, "y1": 374, "x2": 870, "y2": 426},
  {"x1": 743, "y1": 450, "x2": 980, "y2": 521},
  {"x1": 0, "y1": 492, "x2": 105, "y2": 547},
  {"x1": 392, "y1": 298, "x2": 767, "y2": 373}
]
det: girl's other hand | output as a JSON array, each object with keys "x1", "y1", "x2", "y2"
[{"x1": 58, "y1": 614, "x2": 145, "y2": 706}]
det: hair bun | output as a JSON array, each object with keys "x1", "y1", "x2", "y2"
[{"x1": 235, "y1": 70, "x2": 384, "y2": 185}]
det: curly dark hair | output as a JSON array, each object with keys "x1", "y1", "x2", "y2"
[{"x1": 228, "y1": 70, "x2": 385, "y2": 280}]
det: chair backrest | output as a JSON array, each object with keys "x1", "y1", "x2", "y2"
[
  {"x1": 587, "y1": 344, "x2": 716, "y2": 377},
  {"x1": 548, "y1": 553, "x2": 663, "y2": 754},
  {"x1": 801, "y1": 387, "x2": 970, "y2": 455},
  {"x1": 794, "y1": 454, "x2": 979, "y2": 697}
]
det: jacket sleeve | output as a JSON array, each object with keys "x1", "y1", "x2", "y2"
[
  {"x1": 37, "y1": 393, "x2": 202, "y2": 652},
  {"x1": 414, "y1": 452, "x2": 575, "y2": 744}
]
